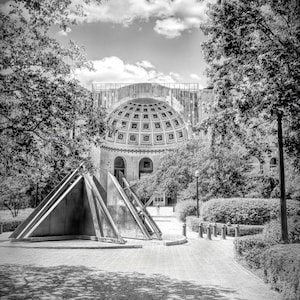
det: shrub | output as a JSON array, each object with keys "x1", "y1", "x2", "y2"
[
  {"x1": 263, "y1": 216, "x2": 300, "y2": 244},
  {"x1": 234, "y1": 234, "x2": 268, "y2": 269},
  {"x1": 1, "y1": 220, "x2": 23, "y2": 232},
  {"x1": 261, "y1": 244, "x2": 300, "y2": 300},
  {"x1": 234, "y1": 216, "x2": 300, "y2": 267},
  {"x1": 186, "y1": 216, "x2": 264, "y2": 236},
  {"x1": 201, "y1": 198, "x2": 300, "y2": 225},
  {"x1": 175, "y1": 200, "x2": 197, "y2": 222}
]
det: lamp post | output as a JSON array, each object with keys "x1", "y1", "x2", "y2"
[{"x1": 195, "y1": 170, "x2": 200, "y2": 218}]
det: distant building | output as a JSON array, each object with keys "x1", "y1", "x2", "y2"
[
  {"x1": 91, "y1": 83, "x2": 213, "y2": 194},
  {"x1": 91, "y1": 82, "x2": 278, "y2": 205}
]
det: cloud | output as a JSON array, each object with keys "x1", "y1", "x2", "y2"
[
  {"x1": 190, "y1": 73, "x2": 201, "y2": 80},
  {"x1": 136, "y1": 60, "x2": 155, "y2": 69},
  {"x1": 1, "y1": 0, "x2": 212, "y2": 38},
  {"x1": 72, "y1": 0, "x2": 213, "y2": 38},
  {"x1": 154, "y1": 18, "x2": 186, "y2": 39},
  {"x1": 57, "y1": 26, "x2": 72, "y2": 36},
  {"x1": 169, "y1": 72, "x2": 183, "y2": 81},
  {"x1": 75, "y1": 56, "x2": 182, "y2": 88}
]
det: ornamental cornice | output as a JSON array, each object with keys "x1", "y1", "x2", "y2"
[{"x1": 101, "y1": 144, "x2": 173, "y2": 154}]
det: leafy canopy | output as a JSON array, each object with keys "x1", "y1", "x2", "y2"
[
  {"x1": 200, "y1": 0, "x2": 300, "y2": 167},
  {"x1": 0, "y1": 0, "x2": 105, "y2": 211}
]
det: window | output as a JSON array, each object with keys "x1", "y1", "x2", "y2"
[
  {"x1": 129, "y1": 107, "x2": 134, "y2": 110},
  {"x1": 166, "y1": 121, "x2": 171, "y2": 128},
  {"x1": 136, "y1": 108, "x2": 140, "y2": 112},
  {"x1": 144, "y1": 161, "x2": 150, "y2": 168},
  {"x1": 156, "y1": 135, "x2": 162, "y2": 141},
  {"x1": 143, "y1": 108, "x2": 148, "y2": 112},
  {"x1": 168, "y1": 111, "x2": 173, "y2": 116},
  {"x1": 169, "y1": 133, "x2": 174, "y2": 140},
  {"x1": 162, "y1": 113, "x2": 166, "y2": 117},
  {"x1": 143, "y1": 123, "x2": 149, "y2": 130},
  {"x1": 130, "y1": 135, "x2": 136, "y2": 141},
  {"x1": 151, "y1": 108, "x2": 155, "y2": 111},
  {"x1": 155, "y1": 123, "x2": 161, "y2": 129},
  {"x1": 178, "y1": 131, "x2": 183, "y2": 138},
  {"x1": 118, "y1": 133, "x2": 124, "y2": 140},
  {"x1": 125, "y1": 113, "x2": 130, "y2": 118},
  {"x1": 118, "y1": 111, "x2": 122, "y2": 116},
  {"x1": 143, "y1": 114, "x2": 149, "y2": 119},
  {"x1": 134, "y1": 114, "x2": 139, "y2": 119},
  {"x1": 121, "y1": 121, "x2": 127, "y2": 128},
  {"x1": 131, "y1": 123, "x2": 138, "y2": 129},
  {"x1": 143, "y1": 135, "x2": 150, "y2": 142},
  {"x1": 270, "y1": 157, "x2": 277, "y2": 170},
  {"x1": 153, "y1": 114, "x2": 158, "y2": 118},
  {"x1": 174, "y1": 119, "x2": 179, "y2": 126}
]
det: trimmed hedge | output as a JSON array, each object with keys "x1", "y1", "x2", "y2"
[
  {"x1": 234, "y1": 216, "x2": 300, "y2": 299},
  {"x1": 201, "y1": 198, "x2": 300, "y2": 225},
  {"x1": 234, "y1": 234, "x2": 268, "y2": 268},
  {"x1": 186, "y1": 216, "x2": 264, "y2": 237},
  {"x1": 261, "y1": 244, "x2": 300, "y2": 300},
  {"x1": 263, "y1": 217, "x2": 300, "y2": 244},
  {"x1": 0, "y1": 220, "x2": 22, "y2": 233},
  {"x1": 175, "y1": 200, "x2": 197, "y2": 222},
  {"x1": 234, "y1": 216, "x2": 300, "y2": 266}
]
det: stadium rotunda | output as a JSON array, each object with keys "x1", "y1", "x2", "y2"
[
  {"x1": 101, "y1": 98, "x2": 189, "y2": 183},
  {"x1": 91, "y1": 83, "x2": 213, "y2": 193},
  {"x1": 90, "y1": 82, "x2": 278, "y2": 206}
]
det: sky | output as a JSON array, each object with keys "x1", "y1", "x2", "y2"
[{"x1": 2, "y1": 0, "x2": 213, "y2": 90}]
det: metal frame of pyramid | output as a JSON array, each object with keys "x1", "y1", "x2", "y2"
[
  {"x1": 121, "y1": 177, "x2": 162, "y2": 240},
  {"x1": 106, "y1": 172, "x2": 162, "y2": 240},
  {"x1": 10, "y1": 163, "x2": 162, "y2": 243},
  {"x1": 10, "y1": 164, "x2": 125, "y2": 244}
]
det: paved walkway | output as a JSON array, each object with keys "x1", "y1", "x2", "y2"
[{"x1": 0, "y1": 208, "x2": 281, "y2": 300}]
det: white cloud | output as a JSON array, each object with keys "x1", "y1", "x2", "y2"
[
  {"x1": 154, "y1": 18, "x2": 186, "y2": 39},
  {"x1": 75, "y1": 56, "x2": 182, "y2": 89},
  {"x1": 57, "y1": 26, "x2": 72, "y2": 36},
  {"x1": 71, "y1": 0, "x2": 213, "y2": 38},
  {"x1": 136, "y1": 60, "x2": 155, "y2": 69},
  {"x1": 169, "y1": 72, "x2": 183, "y2": 81},
  {"x1": 190, "y1": 73, "x2": 201, "y2": 80},
  {"x1": 1, "y1": 0, "x2": 213, "y2": 38}
]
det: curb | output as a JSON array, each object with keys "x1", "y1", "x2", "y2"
[
  {"x1": 0, "y1": 242, "x2": 143, "y2": 250},
  {"x1": 164, "y1": 237, "x2": 187, "y2": 246}
]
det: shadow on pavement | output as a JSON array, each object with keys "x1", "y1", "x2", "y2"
[{"x1": 0, "y1": 264, "x2": 239, "y2": 300}]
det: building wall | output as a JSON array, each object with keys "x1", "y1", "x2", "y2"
[{"x1": 99, "y1": 147, "x2": 164, "y2": 190}]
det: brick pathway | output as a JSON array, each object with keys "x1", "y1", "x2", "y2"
[{"x1": 0, "y1": 209, "x2": 281, "y2": 300}]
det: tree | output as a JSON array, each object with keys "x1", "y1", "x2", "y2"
[
  {"x1": 135, "y1": 139, "x2": 252, "y2": 203},
  {"x1": 0, "y1": 0, "x2": 105, "y2": 213},
  {"x1": 201, "y1": 0, "x2": 300, "y2": 242}
]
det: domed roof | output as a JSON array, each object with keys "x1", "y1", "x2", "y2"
[{"x1": 104, "y1": 98, "x2": 188, "y2": 150}]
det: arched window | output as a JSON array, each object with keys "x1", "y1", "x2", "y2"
[
  {"x1": 270, "y1": 157, "x2": 277, "y2": 170},
  {"x1": 249, "y1": 157, "x2": 262, "y2": 173},
  {"x1": 114, "y1": 157, "x2": 126, "y2": 185},
  {"x1": 139, "y1": 158, "x2": 153, "y2": 178}
]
